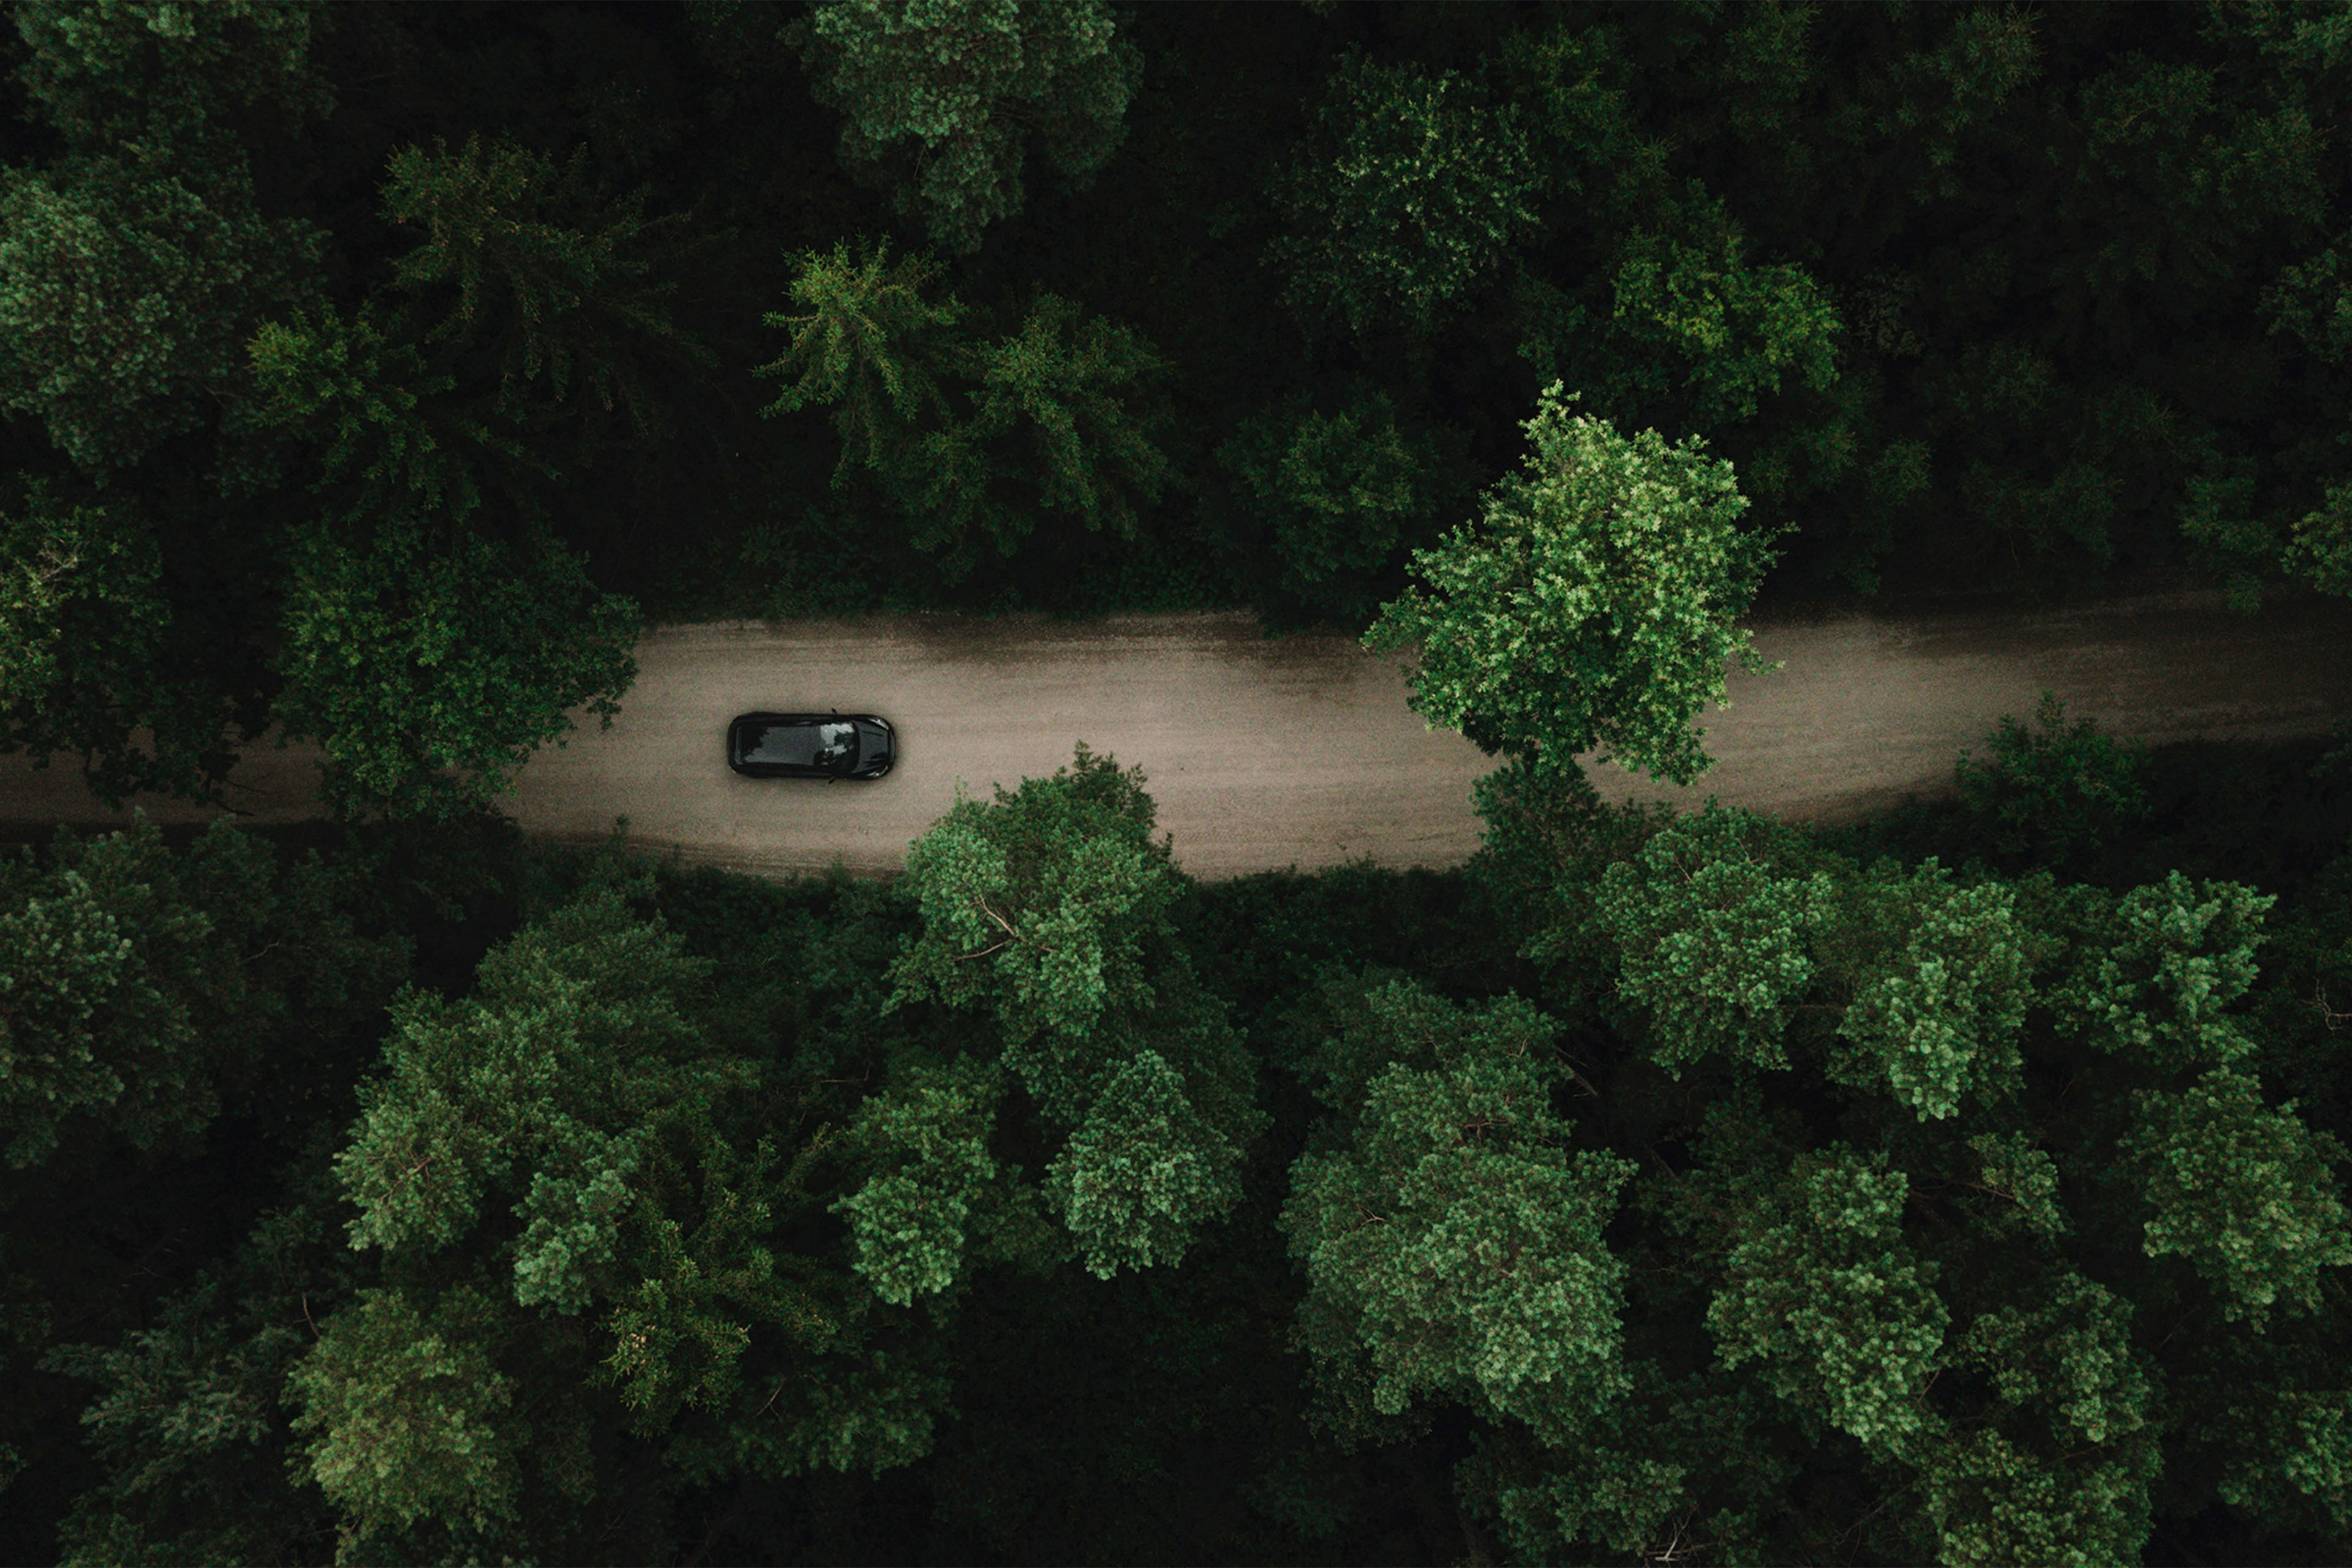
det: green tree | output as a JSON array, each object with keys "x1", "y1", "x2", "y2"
[
  {"x1": 0, "y1": 815, "x2": 399, "y2": 1169},
  {"x1": 1365, "y1": 382, "x2": 1779, "y2": 787},
  {"x1": 1953, "y1": 692, "x2": 2153, "y2": 865},
  {"x1": 1213, "y1": 383, "x2": 1463, "y2": 625},
  {"x1": 911, "y1": 289, "x2": 1172, "y2": 559},
  {"x1": 1268, "y1": 49, "x2": 1540, "y2": 337},
  {"x1": 0, "y1": 154, "x2": 322, "y2": 474},
  {"x1": 380, "y1": 134, "x2": 716, "y2": 453},
  {"x1": 269, "y1": 514, "x2": 639, "y2": 821},
  {"x1": 290, "y1": 886, "x2": 941, "y2": 1558},
  {"x1": 244, "y1": 190, "x2": 654, "y2": 821},
  {"x1": 1281, "y1": 980, "x2": 1635, "y2": 1446},
  {"x1": 1428, "y1": 794, "x2": 2352, "y2": 1561},
  {"x1": 755, "y1": 238, "x2": 970, "y2": 483},
  {"x1": 860, "y1": 746, "x2": 1262, "y2": 1286},
  {"x1": 10, "y1": 0, "x2": 331, "y2": 152},
  {"x1": 0, "y1": 480, "x2": 258, "y2": 805},
  {"x1": 758, "y1": 258, "x2": 1172, "y2": 572},
  {"x1": 788, "y1": 0, "x2": 1142, "y2": 255},
  {"x1": 44, "y1": 1193, "x2": 353, "y2": 1566}
]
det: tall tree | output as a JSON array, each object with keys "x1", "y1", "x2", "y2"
[
  {"x1": 281, "y1": 886, "x2": 941, "y2": 1559},
  {"x1": 786, "y1": 0, "x2": 1142, "y2": 255},
  {"x1": 0, "y1": 480, "x2": 257, "y2": 805},
  {"x1": 246, "y1": 304, "x2": 642, "y2": 823},
  {"x1": 758, "y1": 251, "x2": 1172, "y2": 573},
  {"x1": 380, "y1": 134, "x2": 717, "y2": 458},
  {"x1": 856, "y1": 745, "x2": 1263, "y2": 1286},
  {"x1": 1365, "y1": 381, "x2": 1779, "y2": 788},
  {"x1": 0, "y1": 153, "x2": 323, "y2": 477},
  {"x1": 754, "y1": 238, "x2": 970, "y2": 484},
  {"x1": 1212, "y1": 382, "x2": 1467, "y2": 627},
  {"x1": 1395, "y1": 795, "x2": 2352, "y2": 1562},
  {"x1": 1267, "y1": 48, "x2": 1541, "y2": 337}
]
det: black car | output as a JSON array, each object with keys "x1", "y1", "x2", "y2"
[{"x1": 726, "y1": 712, "x2": 896, "y2": 780}]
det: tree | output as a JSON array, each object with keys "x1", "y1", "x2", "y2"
[
  {"x1": 1953, "y1": 691, "x2": 2153, "y2": 865},
  {"x1": 755, "y1": 238, "x2": 970, "y2": 483},
  {"x1": 758, "y1": 258, "x2": 1172, "y2": 571},
  {"x1": 288, "y1": 887, "x2": 942, "y2": 1558},
  {"x1": 1365, "y1": 382, "x2": 1779, "y2": 788},
  {"x1": 1268, "y1": 50, "x2": 1540, "y2": 337},
  {"x1": 0, "y1": 815, "x2": 399, "y2": 1170},
  {"x1": 1419, "y1": 796, "x2": 2352, "y2": 1561},
  {"x1": 380, "y1": 134, "x2": 717, "y2": 454},
  {"x1": 244, "y1": 216, "x2": 652, "y2": 820},
  {"x1": 0, "y1": 479, "x2": 258, "y2": 805},
  {"x1": 787, "y1": 0, "x2": 1142, "y2": 255},
  {"x1": 0, "y1": 0, "x2": 333, "y2": 475},
  {"x1": 43, "y1": 1191, "x2": 353, "y2": 1567},
  {"x1": 858, "y1": 746, "x2": 1262, "y2": 1286},
  {"x1": 911, "y1": 289, "x2": 1172, "y2": 558},
  {"x1": 1281, "y1": 980, "x2": 1636, "y2": 1447},
  {"x1": 9, "y1": 0, "x2": 331, "y2": 153},
  {"x1": 269, "y1": 513, "x2": 640, "y2": 821},
  {"x1": 0, "y1": 154, "x2": 322, "y2": 475},
  {"x1": 1213, "y1": 383, "x2": 1464, "y2": 625}
]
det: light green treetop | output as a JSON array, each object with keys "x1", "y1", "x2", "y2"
[
  {"x1": 756, "y1": 238, "x2": 970, "y2": 481},
  {"x1": 1366, "y1": 382, "x2": 1778, "y2": 786}
]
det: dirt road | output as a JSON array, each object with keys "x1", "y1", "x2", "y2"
[{"x1": 5, "y1": 590, "x2": 2349, "y2": 880}]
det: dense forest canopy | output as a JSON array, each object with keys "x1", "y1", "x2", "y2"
[{"x1": 1, "y1": 1, "x2": 2351, "y2": 1564}]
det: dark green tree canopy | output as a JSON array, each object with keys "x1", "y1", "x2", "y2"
[{"x1": 788, "y1": 0, "x2": 1141, "y2": 255}]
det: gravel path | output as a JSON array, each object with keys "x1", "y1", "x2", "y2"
[{"x1": 5, "y1": 590, "x2": 2348, "y2": 880}]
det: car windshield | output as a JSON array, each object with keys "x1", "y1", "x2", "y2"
[{"x1": 745, "y1": 720, "x2": 859, "y2": 770}]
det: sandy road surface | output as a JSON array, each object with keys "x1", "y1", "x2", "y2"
[{"x1": 4, "y1": 590, "x2": 2350, "y2": 880}]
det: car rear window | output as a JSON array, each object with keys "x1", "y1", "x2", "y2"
[{"x1": 744, "y1": 721, "x2": 859, "y2": 768}]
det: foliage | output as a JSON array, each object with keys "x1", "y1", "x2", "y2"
[
  {"x1": 887, "y1": 744, "x2": 1177, "y2": 1054},
  {"x1": 788, "y1": 0, "x2": 1141, "y2": 255},
  {"x1": 1268, "y1": 50, "x2": 1540, "y2": 336},
  {"x1": 1954, "y1": 691, "x2": 2154, "y2": 864},
  {"x1": 1604, "y1": 200, "x2": 1844, "y2": 430},
  {"x1": 1430, "y1": 793, "x2": 2352, "y2": 1561},
  {"x1": 0, "y1": 480, "x2": 243, "y2": 805},
  {"x1": 1593, "y1": 805, "x2": 1833, "y2": 1076},
  {"x1": 760, "y1": 251, "x2": 1172, "y2": 574},
  {"x1": 1282, "y1": 981, "x2": 1635, "y2": 1442},
  {"x1": 44, "y1": 1194, "x2": 352, "y2": 1566},
  {"x1": 915, "y1": 288, "x2": 1172, "y2": 553},
  {"x1": 285, "y1": 1285, "x2": 523, "y2": 1545},
  {"x1": 0, "y1": 815, "x2": 399, "y2": 1169},
  {"x1": 870, "y1": 746, "x2": 1261, "y2": 1286},
  {"x1": 10, "y1": 0, "x2": 331, "y2": 151},
  {"x1": 270, "y1": 514, "x2": 639, "y2": 821},
  {"x1": 1213, "y1": 383, "x2": 1461, "y2": 625},
  {"x1": 0, "y1": 154, "x2": 322, "y2": 475},
  {"x1": 13, "y1": 4, "x2": 2352, "y2": 1560},
  {"x1": 290, "y1": 885, "x2": 948, "y2": 1558},
  {"x1": 1366, "y1": 382, "x2": 1778, "y2": 786},
  {"x1": 755, "y1": 238, "x2": 970, "y2": 481},
  {"x1": 382, "y1": 134, "x2": 716, "y2": 448}
]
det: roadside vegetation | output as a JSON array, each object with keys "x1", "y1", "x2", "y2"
[{"x1": 3, "y1": 2, "x2": 2352, "y2": 1564}]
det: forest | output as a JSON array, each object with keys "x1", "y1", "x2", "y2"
[{"x1": 2, "y1": 1, "x2": 2351, "y2": 1562}]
